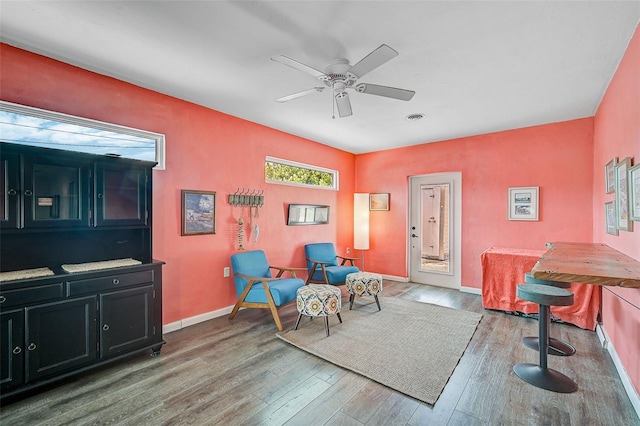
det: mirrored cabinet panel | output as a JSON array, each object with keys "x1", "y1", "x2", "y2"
[{"x1": 22, "y1": 155, "x2": 89, "y2": 228}]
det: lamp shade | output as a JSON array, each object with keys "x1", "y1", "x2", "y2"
[{"x1": 354, "y1": 193, "x2": 370, "y2": 250}]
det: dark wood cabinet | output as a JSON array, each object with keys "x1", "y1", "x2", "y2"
[
  {"x1": 0, "y1": 309, "x2": 24, "y2": 391},
  {"x1": 22, "y1": 152, "x2": 90, "y2": 228},
  {"x1": 0, "y1": 143, "x2": 163, "y2": 402},
  {"x1": 25, "y1": 296, "x2": 98, "y2": 382},
  {"x1": 0, "y1": 152, "x2": 20, "y2": 229},
  {"x1": 94, "y1": 162, "x2": 149, "y2": 227}
]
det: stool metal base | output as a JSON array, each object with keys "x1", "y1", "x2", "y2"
[
  {"x1": 513, "y1": 363, "x2": 578, "y2": 393},
  {"x1": 348, "y1": 294, "x2": 381, "y2": 311},
  {"x1": 523, "y1": 336, "x2": 576, "y2": 356},
  {"x1": 294, "y1": 312, "x2": 342, "y2": 337}
]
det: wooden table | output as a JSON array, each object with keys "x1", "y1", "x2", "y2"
[
  {"x1": 480, "y1": 247, "x2": 600, "y2": 329},
  {"x1": 531, "y1": 242, "x2": 640, "y2": 288}
]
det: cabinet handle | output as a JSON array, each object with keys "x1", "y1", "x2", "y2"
[
  {"x1": 103, "y1": 324, "x2": 110, "y2": 331},
  {"x1": 27, "y1": 343, "x2": 37, "y2": 351},
  {"x1": 24, "y1": 190, "x2": 33, "y2": 196},
  {"x1": 112, "y1": 278, "x2": 120, "y2": 285},
  {"x1": 13, "y1": 346, "x2": 22, "y2": 355},
  {"x1": 0, "y1": 295, "x2": 5, "y2": 303},
  {"x1": 7, "y1": 189, "x2": 17, "y2": 195}
]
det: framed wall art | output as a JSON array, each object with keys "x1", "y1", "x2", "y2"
[
  {"x1": 604, "y1": 201, "x2": 618, "y2": 236},
  {"x1": 287, "y1": 204, "x2": 330, "y2": 225},
  {"x1": 615, "y1": 157, "x2": 633, "y2": 231},
  {"x1": 369, "y1": 193, "x2": 390, "y2": 211},
  {"x1": 181, "y1": 190, "x2": 216, "y2": 235},
  {"x1": 605, "y1": 157, "x2": 617, "y2": 194},
  {"x1": 629, "y1": 162, "x2": 640, "y2": 222},
  {"x1": 508, "y1": 186, "x2": 539, "y2": 221}
]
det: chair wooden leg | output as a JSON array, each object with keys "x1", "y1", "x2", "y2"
[
  {"x1": 337, "y1": 312, "x2": 342, "y2": 323},
  {"x1": 374, "y1": 295, "x2": 381, "y2": 311},
  {"x1": 228, "y1": 302, "x2": 242, "y2": 320},
  {"x1": 349, "y1": 294, "x2": 355, "y2": 310},
  {"x1": 324, "y1": 316, "x2": 330, "y2": 337}
]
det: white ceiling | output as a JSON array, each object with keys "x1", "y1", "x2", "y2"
[{"x1": 1, "y1": 1, "x2": 638, "y2": 154}]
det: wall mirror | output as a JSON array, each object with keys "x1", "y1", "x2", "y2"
[{"x1": 287, "y1": 204, "x2": 330, "y2": 225}]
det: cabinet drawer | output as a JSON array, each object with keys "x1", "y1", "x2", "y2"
[
  {"x1": 0, "y1": 283, "x2": 64, "y2": 308},
  {"x1": 67, "y1": 270, "x2": 154, "y2": 296}
]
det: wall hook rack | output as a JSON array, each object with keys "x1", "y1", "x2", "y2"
[{"x1": 229, "y1": 188, "x2": 264, "y2": 207}]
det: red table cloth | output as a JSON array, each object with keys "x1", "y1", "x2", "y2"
[{"x1": 481, "y1": 247, "x2": 600, "y2": 330}]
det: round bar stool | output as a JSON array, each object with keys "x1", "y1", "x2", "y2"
[
  {"x1": 522, "y1": 272, "x2": 576, "y2": 357},
  {"x1": 294, "y1": 284, "x2": 342, "y2": 337},
  {"x1": 513, "y1": 283, "x2": 578, "y2": 393}
]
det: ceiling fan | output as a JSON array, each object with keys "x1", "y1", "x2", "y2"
[{"x1": 271, "y1": 44, "x2": 415, "y2": 118}]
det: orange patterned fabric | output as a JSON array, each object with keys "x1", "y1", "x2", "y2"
[{"x1": 481, "y1": 247, "x2": 600, "y2": 330}]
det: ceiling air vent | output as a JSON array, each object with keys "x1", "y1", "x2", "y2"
[{"x1": 406, "y1": 113, "x2": 425, "y2": 121}]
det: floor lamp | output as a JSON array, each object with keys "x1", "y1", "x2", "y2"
[{"x1": 354, "y1": 193, "x2": 370, "y2": 271}]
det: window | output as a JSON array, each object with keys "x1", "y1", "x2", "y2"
[
  {"x1": 265, "y1": 156, "x2": 338, "y2": 190},
  {"x1": 0, "y1": 101, "x2": 166, "y2": 169}
]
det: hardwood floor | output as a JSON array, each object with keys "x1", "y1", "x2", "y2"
[{"x1": 1, "y1": 280, "x2": 638, "y2": 425}]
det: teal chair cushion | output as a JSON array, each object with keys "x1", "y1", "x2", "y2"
[
  {"x1": 243, "y1": 277, "x2": 303, "y2": 305},
  {"x1": 231, "y1": 250, "x2": 304, "y2": 306}
]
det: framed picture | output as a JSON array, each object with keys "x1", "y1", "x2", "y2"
[
  {"x1": 629, "y1": 162, "x2": 640, "y2": 222},
  {"x1": 181, "y1": 190, "x2": 216, "y2": 235},
  {"x1": 370, "y1": 193, "x2": 390, "y2": 211},
  {"x1": 604, "y1": 201, "x2": 618, "y2": 236},
  {"x1": 615, "y1": 157, "x2": 633, "y2": 231},
  {"x1": 508, "y1": 186, "x2": 539, "y2": 221},
  {"x1": 287, "y1": 204, "x2": 330, "y2": 225},
  {"x1": 605, "y1": 157, "x2": 617, "y2": 194}
]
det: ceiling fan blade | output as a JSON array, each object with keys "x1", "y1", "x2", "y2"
[
  {"x1": 347, "y1": 44, "x2": 399, "y2": 79},
  {"x1": 335, "y1": 92, "x2": 352, "y2": 117},
  {"x1": 271, "y1": 55, "x2": 329, "y2": 81},
  {"x1": 355, "y1": 83, "x2": 415, "y2": 101},
  {"x1": 275, "y1": 87, "x2": 324, "y2": 103}
]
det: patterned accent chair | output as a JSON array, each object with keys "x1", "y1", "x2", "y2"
[
  {"x1": 229, "y1": 250, "x2": 305, "y2": 331},
  {"x1": 304, "y1": 242, "x2": 359, "y2": 285}
]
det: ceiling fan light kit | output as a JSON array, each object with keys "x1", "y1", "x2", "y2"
[{"x1": 272, "y1": 44, "x2": 416, "y2": 118}]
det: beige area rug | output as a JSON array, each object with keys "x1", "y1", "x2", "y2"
[{"x1": 277, "y1": 296, "x2": 482, "y2": 405}]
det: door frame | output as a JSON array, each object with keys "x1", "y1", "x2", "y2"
[{"x1": 408, "y1": 172, "x2": 462, "y2": 289}]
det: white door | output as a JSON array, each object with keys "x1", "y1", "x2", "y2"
[{"x1": 409, "y1": 172, "x2": 461, "y2": 289}]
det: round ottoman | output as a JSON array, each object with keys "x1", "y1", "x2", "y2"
[
  {"x1": 345, "y1": 272, "x2": 383, "y2": 311},
  {"x1": 294, "y1": 284, "x2": 342, "y2": 337}
]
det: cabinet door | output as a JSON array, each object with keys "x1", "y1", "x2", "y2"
[
  {"x1": 0, "y1": 309, "x2": 24, "y2": 391},
  {"x1": 25, "y1": 296, "x2": 97, "y2": 382},
  {"x1": 0, "y1": 152, "x2": 20, "y2": 229},
  {"x1": 94, "y1": 163, "x2": 148, "y2": 227},
  {"x1": 22, "y1": 155, "x2": 90, "y2": 228},
  {"x1": 100, "y1": 285, "x2": 154, "y2": 358}
]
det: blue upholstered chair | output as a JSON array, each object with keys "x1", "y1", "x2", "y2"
[
  {"x1": 229, "y1": 250, "x2": 305, "y2": 331},
  {"x1": 304, "y1": 242, "x2": 360, "y2": 285}
]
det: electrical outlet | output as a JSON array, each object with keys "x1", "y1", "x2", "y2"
[
  {"x1": 346, "y1": 247, "x2": 351, "y2": 253},
  {"x1": 223, "y1": 267, "x2": 230, "y2": 277}
]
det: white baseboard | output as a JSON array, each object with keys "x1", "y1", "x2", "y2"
[
  {"x1": 460, "y1": 286, "x2": 481, "y2": 295},
  {"x1": 163, "y1": 305, "x2": 234, "y2": 334},
  {"x1": 380, "y1": 274, "x2": 409, "y2": 282},
  {"x1": 596, "y1": 324, "x2": 640, "y2": 418}
]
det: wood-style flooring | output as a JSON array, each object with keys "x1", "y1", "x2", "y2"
[{"x1": 1, "y1": 280, "x2": 638, "y2": 425}]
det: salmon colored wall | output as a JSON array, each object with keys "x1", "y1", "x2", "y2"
[
  {"x1": 593, "y1": 24, "x2": 640, "y2": 395},
  {"x1": 0, "y1": 44, "x2": 356, "y2": 325},
  {"x1": 356, "y1": 119, "x2": 594, "y2": 287}
]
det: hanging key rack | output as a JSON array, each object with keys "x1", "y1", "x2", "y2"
[{"x1": 228, "y1": 188, "x2": 264, "y2": 207}]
